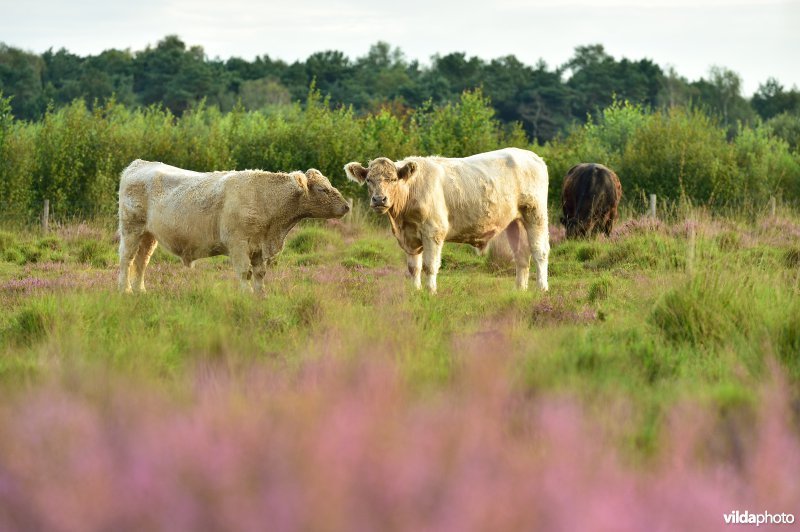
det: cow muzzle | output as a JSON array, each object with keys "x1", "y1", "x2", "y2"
[{"x1": 371, "y1": 195, "x2": 389, "y2": 213}]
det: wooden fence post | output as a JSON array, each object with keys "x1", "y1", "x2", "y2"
[
  {"x1": 649, "y1": 194, "x2": 657, "y2": 219},
  {"x1": 42, "y1": 199, "x2": 49, "y2": 233},
  {"x1": 687, "y1": 223, "x2": 696, "y2": 276}
]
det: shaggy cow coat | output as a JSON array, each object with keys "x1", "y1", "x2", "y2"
[
  {"x1": 345, "y1": 148, "x2": 550, "y2": 293},
  {"x1": 118, "y1": 160, "x2": 349, "y2": 293}
]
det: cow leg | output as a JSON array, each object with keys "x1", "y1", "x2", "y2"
[
  {"x1": 422, "y1": 233, "x2": 444, "y2": 294},
  {"x1": 603, "y1": 212, "x2": 615, "y2": 237},
  {"x1": 521, "y1": 207, "x2": 550, "y2": 292},
  {"x1": 132, "y1": 233, "x2": 157, "y2": 293},
  {"x1": 406, "y1": 252, "x2": 422, "y2": 290},
  {"x1": 506, "y1": 220, "x2": 531, "y2": 290},
  {"x1": 229, "y1": 242, "x2": 254, "y2": 293},
  {"x1": 118, "y1": 232, "x2": 143, "y2": 293},
  {"x1": 251, "y1": 250, "x2": 266, "y2": 295}
]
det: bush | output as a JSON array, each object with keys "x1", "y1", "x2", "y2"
[
  {"x1": 765, "y1": 111, "x2": 800, "y2": 151},
  {"x1": 3, "y1": 300, "x2": 54, "y2": 346},
  {"x1": 76, "y1": 240, "x2": 114, "y2": 267},
  {"x1": 543, "y1": 102, "x2": 800, "y2": 208},
  {"x1": 1, "y1": 90, "x2": 799, "y2": 221},
  {"x1": 588, "y1": 275, "x2": 612, "y2": 302},
  {"x1": 286, "y1": 226, "x2": 342, "y2": 255}
]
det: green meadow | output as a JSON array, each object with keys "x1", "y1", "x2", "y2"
[
  {"x1": 2, "y1": 205, "x2": 798, "y2": 452},
  {"x1": 2, "y1": 89, "x2": 799, "y2": 527}
]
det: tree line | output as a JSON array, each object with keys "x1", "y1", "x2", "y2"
[{"x1": 1, "y1": 35, "x2": 799, "y2": 142}]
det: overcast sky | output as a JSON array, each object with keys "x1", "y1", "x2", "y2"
[{"x1": 1, "y1": 0, "x2": 798, "y2": 95}]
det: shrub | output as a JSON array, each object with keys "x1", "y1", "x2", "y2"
[
  {"x1": 588, "y1": 275, "x2": 612, "y2": 302},
  {"x1": 543, "y1": 103, "x2": 800, "y2": 208},
  {"x1": 286, "y1": 226, "x2": 342, "y2": 255},
  {"x1": 76, "y1": 240, "x2": 114, "y2": 267},
  {"x1": 765, "y1": 111, "x2": 800, "y2": 151},
  {"x1": 1, "y1": 91, "x2": 799, "y2": 221},
  {"x1": 3, "y1": 300, "x2": 54, "y2": 346}
]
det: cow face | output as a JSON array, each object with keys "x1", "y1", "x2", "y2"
[
  {"x1": 345, "y1": 158, "x2": 417, "y2": 214},
  {"x1": 300, "y1": 169, "x2": 351, "y2": 218}
]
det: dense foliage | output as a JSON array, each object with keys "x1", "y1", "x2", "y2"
[
  {"x1": 0, "y1": 87, "x2": 798, "y2": 221},
  {"x1": 2, "y1": 36, "x2": 799, "y2": 141}
]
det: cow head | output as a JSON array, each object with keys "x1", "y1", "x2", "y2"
[
  {"x1": 344, "y1": 157, "x2": 417, "y2": 214},
  {"x1": 297, "y1": 169, "x2": 351, "y2": 219},
  {"x1": 561, "y1": 216, "x2": 584, "y2": 239}
]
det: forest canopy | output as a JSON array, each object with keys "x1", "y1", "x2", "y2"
[{"x1": 1, "y1": 36, "x2": 799, "y2": 142}]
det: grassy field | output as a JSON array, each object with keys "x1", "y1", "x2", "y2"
[{"x1": 0, "y1": 206, "x2": 799, "y2": 529}]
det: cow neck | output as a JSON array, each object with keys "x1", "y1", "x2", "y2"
[
  {"x1": 269, "y1": 208, "x2": 308, "y2": 233},
  {"x1": 387, "y1": 181, "x2": 412, "y2": 220}
]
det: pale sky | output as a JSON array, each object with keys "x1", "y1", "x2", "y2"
[{"x1": 1, "y1": 0, "x2": 798, "y2": 95}]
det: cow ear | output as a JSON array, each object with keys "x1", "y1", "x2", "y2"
[
  {"x1": 292, "y1": 171, "x2": 308, "y2": 195},
  {"x1": 397, "y1": 161, "x2": 417, "y2": 180},
  {"x1": 305, "y1": 168, "x2": 323, "y2": 180},
  {"x1": 344, "y1": 162, "x2": 368, "y2": 184}
]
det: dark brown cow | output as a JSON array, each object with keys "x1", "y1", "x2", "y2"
[{"x1": 560, "y1": 163, "x2": 622, "y2": 238}]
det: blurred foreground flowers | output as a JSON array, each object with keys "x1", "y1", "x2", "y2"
[{"x1": 0, "y1": 348, "x2": 797, "y2": 532}]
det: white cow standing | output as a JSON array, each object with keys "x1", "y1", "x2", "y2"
[
  {"x1": 118, "y1": 160, "x2": 350, "y2": 293},
  {"x1": 345, "y1": 148, "x2": 550, "y2": 293}
]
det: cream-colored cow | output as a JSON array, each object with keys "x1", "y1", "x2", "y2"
[
  {"x1": 345, "y1": 148, "x2": 550, "y2": 293},
  {"x1": 118, "y1": 160, "x2": 349, "y2": 293}
]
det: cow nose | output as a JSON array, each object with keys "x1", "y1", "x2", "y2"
[{"x1": 372, "y1": 195, "x2": 387, "y2": 205}]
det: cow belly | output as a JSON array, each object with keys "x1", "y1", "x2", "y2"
[
  {"x1": 449, "y1": 228, "x2": 498, "y2": 250},
  {"x1": 150, "y1": 226, "x2": 224, "y2": 264},
  {"x1": 447, "y1": 215, "x2": 514, "y2": 249}
]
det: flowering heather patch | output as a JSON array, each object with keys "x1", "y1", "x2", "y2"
[
  {"x1": 54, "y1": 222, "x2": 111, "y2": 244},
  {"x1": 0, "y1": 357, "x2": 797, "y2": 531},
  {"x1": 0, "y1": 217, "x2": 798, "y2": 530},
  {"x1": 323, "y1": 217, "x2": 363, "y2": 242},
  {"x1": 612, "y1": 216, "x2": 667, "y2": 240},
  {"x1": 756, "y1": 216, "x2": 800, "y2": 246},
  {"x1": 1, "y1": 270, "x2": 115, "y2": 295},
  {"x1": 0, "y1": 277, "x2": 53, "y2": 293},
  {"x1": 23, "y1": 261, "x2": 72, "y2": 275},
  {"x1": 548, "y1": 223, "x2": 566, "y2": 246},
  {"x1": 311, "y1": 264, "x2": 397, "y2": 287}
]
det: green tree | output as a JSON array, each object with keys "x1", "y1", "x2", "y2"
[
  {"x1": 239, "y1": 77, "x2": 291, "y2": 110},
  {"x1": 692, "y1": 66, "x2": 756, "y2": 133},
  {"x1": 752, "y1": 78, "x2": 800, "y2": 120},
  {"x1": 0, "y1": 44, "x2": 46, "y2": 119},
  {"x1": 132, "y1": 35, "x2": 230, "y2": 114}
]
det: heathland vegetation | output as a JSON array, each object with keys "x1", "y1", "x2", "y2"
[
  {"x1": 1, "y1": 36, "x2": 799, "y2": 528},
  {"x1": 1, "y1": 207, "x2": 799, "y2": 527}
]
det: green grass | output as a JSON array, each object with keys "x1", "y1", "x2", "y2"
[{"x1": 0, "y1": 214, "x2": 798, "y2": 454}]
